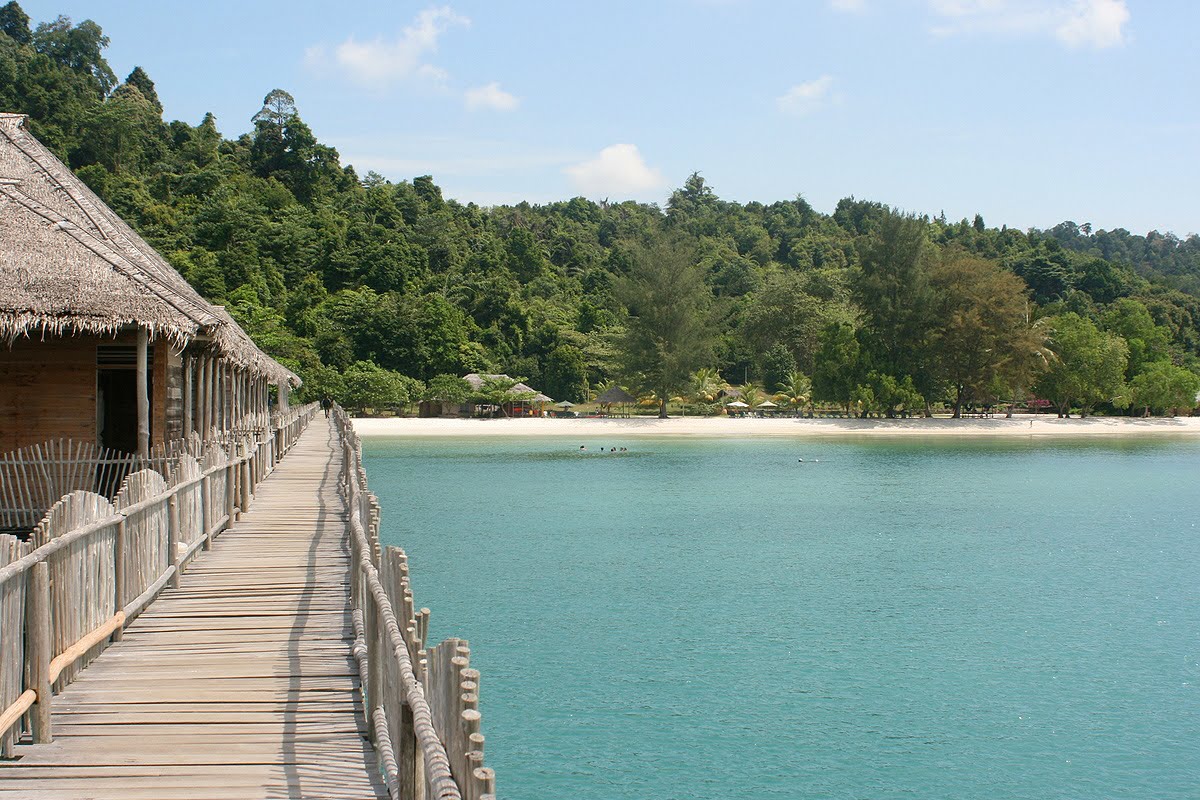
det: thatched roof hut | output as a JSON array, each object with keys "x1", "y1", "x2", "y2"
[
  {"x1": 595, "y1": 386, "x2": 636, "y2": 405},
  {"x1": 0, "y1": 113, "x2": 294, "y2": 386},
  {"x1": 1, "y1": 113, "x2": 295, "y2": 457}
]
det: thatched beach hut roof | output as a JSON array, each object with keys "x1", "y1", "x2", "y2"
[
  {"x1": 0, "y1": 113, "x2": 297, "y2": 386},
  {"x1": 595, "y1": 386, "x2": 636, "y2": 405},
  {"x1": 462, "y1": 373, "x2": 544, "y2": 398}
]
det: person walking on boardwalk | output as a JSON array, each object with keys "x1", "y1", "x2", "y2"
[{"x1": 321, "y1": 393, "x2": 333, "y2": 417}]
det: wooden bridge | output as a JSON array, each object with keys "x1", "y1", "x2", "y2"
[{"x1": 0, "y1": 409, "x2": 495, "y2": 799}]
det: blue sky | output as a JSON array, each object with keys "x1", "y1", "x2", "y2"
[{"x1": 19, "y1": 1, "x2": 1199, "y2": 235}]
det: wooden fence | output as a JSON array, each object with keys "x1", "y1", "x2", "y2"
[
  {"x1": 0, "y1": 407, "x2": 311, "y2": 533},
  {"x1": 333, "y1": 405, "x2": 497, "y2": 800},
  {"x1": 0, "y1": 402, "x2": 318, "y2": 755}
]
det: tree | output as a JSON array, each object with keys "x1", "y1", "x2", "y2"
[
  {"x1": 812, "y1": 322, "x2": 861, "y2": 412},
  {"x1": 0, "y1": 1, "x2": 31, "y2": 44},
  {"x1": 422, "y1": 374, "x2": 471, "y2": 403},
  {"x1": 1128, "y1": 362, "x2": 1200, "y2": 416},
  {"x1": 472, "y1": 375, "x2": 534, "y2": 418},
  {"x1": 122, "y1": 65, "x2": 161, "y2": 111},
  {"x1": 615, "y1": 234, "x2": 716, "y2": 418},
  {"x1": 1101, "y1": 298, "x2": 1171, "y2": 380},
  {"x1": 775, "y1": 371, "x2": 812, "y2": 417},
  {"x1": 929, "y1": 252, "x2": 1039, "y2": 417},
  {"x1": 1034, "y1": 313, "x2": 1129, "y2": 417},
  {"x1": 689, "y1": 367, "x2": 725, "y2": 415},
  {"x1": 341, "y1": 361, "x2": 413, "y2": 413},
  {"x1": 542, "y1": 344, "x2": 586, "y2": 402},
  {"x1": 761, "y1": 343, "x2": 796, "y2": 393},
  {"x1": 853, "y1": 210, "x2": 936, "y2": 405}
]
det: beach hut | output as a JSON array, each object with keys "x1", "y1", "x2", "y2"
[
  {"x1": 595, "y1": 386, "x2": 637, "y2": 417},
  {"x1": 0, "y1": 112, "x2": 297, "y2": 464},
  {"x1": 461, "y1": 373, "x2": 550, "y2": 417}
]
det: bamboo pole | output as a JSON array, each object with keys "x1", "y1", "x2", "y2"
[
  {"x1": 182, "y1": 354, "x2": 193, "y2": 436},
  {"x1": 27, "y1": 560, "x2": 52, "y2": 743},
  {"x1": 136, "y1": 329, "x2": 150, "y2": 458},
  {"x1": 112, "y1": 518, "x2": 126, "y2": 642},
  {"x1": 167, "y1": 494, "x2": 180, "y2": 589}
]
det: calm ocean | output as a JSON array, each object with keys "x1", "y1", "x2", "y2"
[{"x1": 363, "y1": 435, "x2": 1200, "y2": 800}]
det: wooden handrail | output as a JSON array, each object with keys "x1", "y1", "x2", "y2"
[
  {"x1": 0, "y1": 402, "x2": 320, "y2": 747},
  {"x1": 332, "y1": 404, "x2": 496, "y2": 800}
]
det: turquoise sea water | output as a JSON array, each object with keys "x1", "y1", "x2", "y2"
[{"x1": 363, "y1": 435, "x2": 1200, "y2": 800}]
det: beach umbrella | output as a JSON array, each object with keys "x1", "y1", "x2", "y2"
[
  {"x1": 726, "y1": 400, "x2": 749, "y2": 408},
  {"x1": 556, "y1": 401, "x2": 575, "y2": 408},
  {"x1": 756, "y1": 400, "x2": 778, "y2": 408}
]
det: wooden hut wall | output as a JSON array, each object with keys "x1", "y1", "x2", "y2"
[
  {"x1": 0, "y1": 336, "x2": 97, "y2": 451},
  {"x1": 163, "y1": 345, "x2": 183, "y2": 443}
]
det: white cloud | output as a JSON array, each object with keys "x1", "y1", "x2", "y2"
[
  {"x1": 1055, "y1": 0, "x2": 1129, "y2": 49},
  {"x1": 564, "y1": 144, "x2": 666, "y2": 197},
  {"x1": 776, "y1": 75, "x2": 835, "y2": 116},
  {"x1": 829, "y1": 0, "x2": 866, "y2": 12},
  {"x1": 465, "y1": 82, "x2": 520, "y2": 112},
  {"x1": 927, "y1": 0, "x2": 1129, "y2": 49},
  {"x1": 305, "y1": 6, "x2": 469, "y2": 87}
]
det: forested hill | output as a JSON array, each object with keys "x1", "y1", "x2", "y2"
[{"x1": 3, "y1": 5, "x2": 1199, "y2": 413}]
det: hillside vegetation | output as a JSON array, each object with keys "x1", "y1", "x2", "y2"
[{"x1": 3, "y1": 4, "x2": 1199, "y2": 416}]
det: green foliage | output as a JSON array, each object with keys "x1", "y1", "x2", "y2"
[
  {"x1": 1128, "y1": 362, "x2": 1200, "y2": 416},
  {"x1": 422, "y1": 374, "x2": 471, "y2": 403},
  {"x1": 1035, "y1": 313, "x2": 1129, "y2": 416},
  {"x1": 341, "y1": 361, "x2": 417, "y2": 413},
  {"x1": 615, "y1": 233, "x2": 717, "y2": 418}
]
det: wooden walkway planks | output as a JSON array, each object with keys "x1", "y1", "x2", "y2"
[{"x1": 0, "y1": 418, "x2": 387, "y2": 799}]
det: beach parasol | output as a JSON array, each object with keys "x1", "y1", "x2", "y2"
[
  {"x1": 726, "y1": 400, "x2": 749, "y2": 408},
  {"x1": 556, "y1": 401, "x2": 575, "y2": 408},
  {"x1": 756, "y1": 400, "x2": 778, "y2": 408}
]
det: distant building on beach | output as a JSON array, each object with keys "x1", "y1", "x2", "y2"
[
  {"x1": 418, "y1": 373, "x2": 551, "y2": 417},
  {"x1": 0, "y1": 112, "x2": 297, "y2": 457}
]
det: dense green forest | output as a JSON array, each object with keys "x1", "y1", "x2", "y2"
[{"x1": 3, "y1": 5, "x2": 1199, "y2": 417}]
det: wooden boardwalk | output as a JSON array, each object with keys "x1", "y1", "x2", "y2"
[{"x1": 0, "y1": 418, "x2": 387, "y2": 799}]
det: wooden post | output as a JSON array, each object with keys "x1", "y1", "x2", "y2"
[
  {"x1": 136, "y1": 328, "x2": 150, "y2": 458},
  {"x1": 182, "y1": 354, "x2": 193, "y2": 436},
  {"x1": 225, "y1": 463, "x2": 235, "y2": 529},
  {"x1": 201, "y1": 355, "x2": 212, "y2": 436},
  {"x1": 239, "y1": 456, "x2": 251, "y2": 517},
  {"x1": 200, "y1": 473, "x2": 212, "y2": 549},
  {"x1": 167, "y1": 494, "x2": 180, "y2": 589},
  {"x1": 280, "y1": 381, "x2": 290, "y2": 411},
  {"x1": 112, "y1": 518, "x2": 126, "y2": 641},
  {"x1": 27, "y1": 560, "x2": 52, "y2": 743}
]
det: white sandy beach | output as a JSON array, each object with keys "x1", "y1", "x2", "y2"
[{"x1": 351, "y1": 414, "x2": 1200, "y2": 438}]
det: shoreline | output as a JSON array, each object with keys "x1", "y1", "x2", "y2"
[{"x1": 350, "y1": 414, "x2": 1200, "y2": 439}]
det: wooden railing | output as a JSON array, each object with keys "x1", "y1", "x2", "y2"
[
  {"x1": 332, "y1": 404, "x2": 497, "y2": 800},
  {"x1": 0, "y1": 406, "x2": 312, "y2": 533},
  {"x1": 0, "y1": 403, "x2": 319, "y2": 755}
]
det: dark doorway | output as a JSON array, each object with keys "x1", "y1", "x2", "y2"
[{"x1": 98, "y1": 369, "x2": 138, "y2": 454}]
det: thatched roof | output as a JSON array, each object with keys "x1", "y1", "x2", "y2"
[
  {"x1": 0, "y1": 113, "x2": 297, "y2": 386},
  {"x1": 462, "y1": 373, "x2": 546, "y2": 399},
  {"x1": 595, "y1": 386, "x2": 636, "y2": 404}
]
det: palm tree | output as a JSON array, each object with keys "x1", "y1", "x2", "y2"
[
  {"x1": 739, "y1": 383, "x2": 763, "y2": 412},
  {"x1": 775, "y1": 371, "x2": 813, "y2": 417},
  {"x1": 689, "y1": 367, "x2": 725, "y2": 416}
]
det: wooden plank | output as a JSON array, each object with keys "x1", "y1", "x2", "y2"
[{"x1": 0, "y1": 420, "x2": 387, "y2": 799}]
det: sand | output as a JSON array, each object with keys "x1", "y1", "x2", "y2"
[{"x1": 350, "y1": 414, "x2": 1200, "y2": 439}]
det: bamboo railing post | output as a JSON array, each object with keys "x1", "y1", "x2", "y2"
[
  {"x1": 27, "y1": 559, "x2": 52, "y2": 743},
  {"x1": 224, "y1": 463, "x2": 235, "y2": 531},
  {"x1": 112, "y1": 517, "x2": 126, "y2": 642},
  {"x1": 167, "y1": 494, "x2": 180, "y2": 589},
  {"x1": 239, "y1": 457, "x2": 251, "y2": 517},
  {"x1": 200, "y1": 473, "x2": 212, "y2": 550}
]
